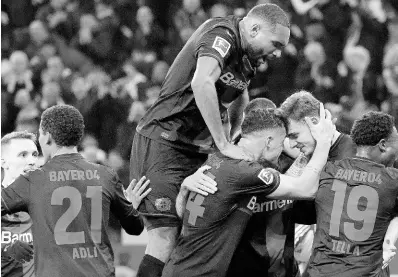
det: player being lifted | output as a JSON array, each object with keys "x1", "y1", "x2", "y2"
[
  {"x1": 1, "y1": 131, "x2": 38, "y2": 277},
  {"x1": 1, "y1": 105, "x2": 150, "y2": 277},
  {"x1": 304, "y1": 111, "x2": 398, "y2": 277},
  {"x1": 162, "y1": 103, "x2": 335, "y2": 277},
  {"x1": 130, "y1": 4, "x2": 290, "y2": 276}
]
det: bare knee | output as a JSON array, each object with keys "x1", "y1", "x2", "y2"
[{"x1": 145, "y1": 227, "x2": 179, "y2": 262}]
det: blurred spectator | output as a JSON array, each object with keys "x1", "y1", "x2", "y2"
[
  {"x1": 382, "y1": 44, "x2": 398, "y2": 128},
  {"x1": 39, "y1": 82, "x2": 65, "y2": 112},
  {"x1": 209, "y1": 3, "x2": 229, "y2": 18},
  {"x1": 295, "y1": 41, "x2": 337, "y2": 103},
  {"x1": 14, "y1": 89, "x2": 41, "y2": 134},
  {"x1": 80, "y1": 134, "x2": 107, "y2": 164},
  {"x1": 115, "y1": 252, "x2": 136, "y2": 277},
  {"x1": 174, "y1": 0, "x2": 208, "y2": 32}
]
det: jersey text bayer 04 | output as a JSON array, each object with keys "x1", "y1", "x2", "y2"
[
  {"x1": 137, "y1": 16, "x2": 256, "y2": 153},
  {"x1": 162, "y1": 152, "x2": 281, "y2": 277},
  {"x1": 1, "y1": 153, "x2": 141, "y2": 277},
  {"x1": 306, "y1": 157, "x2": 398, "y2": 277}
]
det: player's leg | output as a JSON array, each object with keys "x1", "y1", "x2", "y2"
[{"x1": 130, "y1": 134, "x2": 207, "y2": 277}]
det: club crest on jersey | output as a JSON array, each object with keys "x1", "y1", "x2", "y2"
[
  {"x1": 258, "y1": 169, "x2": 274, "y2": 185},
  {"x1": 155, "y1": 198, "x2": 172, "y2": 212},
  {"x1": 212, "y1": 36, "x2": 231, "y2": 58}
]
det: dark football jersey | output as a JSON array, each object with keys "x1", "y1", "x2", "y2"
[
  {"x1": 162, "y1": 152, "x2": 281, "y2": 277},
  {"x1": 1, "y1": 153, "x2": 142, "y2": 277},
  {"x1": 306, "y1": 158, "x2": 398, "y2": 277},
  {"x1": 137, "y1": 16, "x2": 256, "y2": 153},
  {"x1": 1, "y1": 210, "x2": 34, "y2": 277}
]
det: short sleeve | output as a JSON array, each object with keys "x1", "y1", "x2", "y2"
[
  {"x1": 1, "y1": 175, "x2": 31, "y2": 215},
  {"x1": 195, "y1": 27, "x2": 236, "y2": 70},
  {"x1": 232, "y1": 166, "x2": 281, "y2": 196},
  {"x1": 319, "y1": 162, "x2": 335, "y2": 187}
]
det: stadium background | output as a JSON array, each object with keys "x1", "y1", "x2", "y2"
[{"x1": 1, "y1": 0, "x2": 398, "y2": 275}]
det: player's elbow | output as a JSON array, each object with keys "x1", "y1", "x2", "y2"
[{"x1": 121, "y1": 218, "x2": 144, "y2": 235}]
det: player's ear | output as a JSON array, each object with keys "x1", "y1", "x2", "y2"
[
  {"x1": 1, "y1": 158, "x2": 9, "y2": 170},
  {"x1": 309, "y1": 117, "x2": 319, "y2": 124},
  {"x1": 378, "y1": 139, "x2": 387, "y2": 153},
  {"x1": 250, "y1": 23, "x2": 260, "y2": 37},
  {"x1": 45, "y1": 132, "x2": 53, "y2": 145}
]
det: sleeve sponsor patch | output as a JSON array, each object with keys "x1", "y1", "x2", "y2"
[
  {"x1": 258, "y1": 169, "x2": 274, "y2": 185},
  {"x1": 212, "y1": 36, "x2": 231, "y2": 58}
]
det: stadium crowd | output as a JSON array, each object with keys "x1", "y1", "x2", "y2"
[{"x1": 2, "y1": 0, "x2": 398, "y2": 275}]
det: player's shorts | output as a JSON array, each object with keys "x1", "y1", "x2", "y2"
[{"x1": 130, "y1": 133, "x2": 207, "y2": 230}]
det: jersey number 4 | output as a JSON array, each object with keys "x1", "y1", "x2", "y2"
[
  {"x1": 329, "y1": 180, "x2": 379, "y2": 242},
  {"x1": 51, "y1": 186, "x2": 102, "y2": 245}
]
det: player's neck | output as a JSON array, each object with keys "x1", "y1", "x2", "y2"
[
  {"x1": 51, "y1": 146, "x2": 79, "y2": 158},
  {"x1": 2, "y1": 174, "x2": 16, "y2": 188},
  {"x1": 238, "y1": 20, "x2": 248, "y2": 53},
  {"x1": 331, "y1": 130, "x2": 341, "y2": 146}
]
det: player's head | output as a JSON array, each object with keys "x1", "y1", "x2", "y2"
[
  {"x1": 242, "y1": 4, "x2": 290, "y2": 67},
  {"x1": 241, "y1": 108, "x2": 287, "y2": 165},
  {"x1": 244, "y1": 97, "x2": 276, "y2": 115},
  {"x1": 1, "y1": 131, "x2": 39, "y2": 182},
  {"x1": 278, "y1": 91, "x2": 322, "y2": 156},
  {"x1": 39, "y1": 105, "x2": 85, "y2": 161},
  {"x1": 351, "y1": 111, "x2": 398, "y2": 166}
]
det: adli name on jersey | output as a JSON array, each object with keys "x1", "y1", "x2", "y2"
[{"x1": 258, "y1": 169, "x2": 274, "y2": 185}]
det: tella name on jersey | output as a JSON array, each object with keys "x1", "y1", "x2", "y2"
[{"x1": 332, "y1": 239, "x2": 360, "y2": 256}]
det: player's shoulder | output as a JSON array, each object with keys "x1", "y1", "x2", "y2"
[
  {"x1": 385, "y1": 167, "x2": 398, "y2": 180},
  {"x1": 196, "y1": 16, "x2": 239, "y2": 41}
]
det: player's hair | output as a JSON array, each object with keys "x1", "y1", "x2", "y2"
[
  {"x1": 41, "y1": 105, "x2": 85, "y2": 147},
  {"x1": 244, "y1": 97, "x2": 276, "y2": 114},
  {"x1": 278, "y1": 90, "x2": 320, "y2": 122},
  {"x1": 241, "y1": 108, "x2": 287, "y2": 136},
  {"x1": 1, "y1": 131, "x2": 37, "y2": 152},
  {"x1": 247, "y1": 4, "x2": 290, "y2": 31},
  {"x1": 350, "y1": 111, "x2": 395, "y2": 147}
]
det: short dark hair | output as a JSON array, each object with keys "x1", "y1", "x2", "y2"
[
  {"x1": 278, "y1": 91, "x2": 320, "y2": 122},
  {"x1": 247, "y1": 3, "x2": 290, "y2": 31},
  {"x1": 351, "y1": 111, "x2": 395, "y2": 147},
  {"x1": 244, "y1": 97, "x2": 276, "y2": 114},
  {"x1": 1, "y1": 131, "x2": 37, "y2": 152},
  {"x1": 41, "y1": 105, "x2": 85, "y2": 147},
  {"x1": 241, "y1": 108, "x2": 287, "y2": 135}
]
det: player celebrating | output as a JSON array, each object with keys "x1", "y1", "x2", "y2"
[
  {"x1": 1, "y1": 105, "x2": 147, "y2": 277},
  {"x1": 304, "y1": 111, "x2": 398, "y2": 277},
  {"x1": 1, "y1": 131, "x2": 38, "y2": 277},
  {"x1": 162, "y1": 103, "x2": 335, "y2": 277},
  {"x1": 130, "y1": 4, "x2": 290, "y2": 276}
]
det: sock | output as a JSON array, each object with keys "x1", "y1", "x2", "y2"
[{"x1": 136, "y1": 254, "x2": 165, "y2": 277}]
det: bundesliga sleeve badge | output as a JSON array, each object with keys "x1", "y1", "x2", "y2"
[
  {"x1": 212, "y1": 36, "x2": 231, "y2": 58},
  {"x1": 258, "y1": 169, "x2": 274, "y2": 185}
]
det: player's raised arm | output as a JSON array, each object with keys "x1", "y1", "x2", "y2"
[
  {"x1": 1, "y1": 174, "x2": 31, "y2": 216},
  {"x1": 109, "y1": 171, "x2": 144, "y2": 235},
  {"x1": 192, "y1": 57, "x2": 250, "y2": 161}
]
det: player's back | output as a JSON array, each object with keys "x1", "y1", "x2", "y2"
[
  {"x1": 307, "y1": 157, "x2": 398, "y2": 277},
  {"x1": 162, "y1": 153, "x2": 280, "y2": 277},
  {"x1": 2, "y1": 153, "x2": 129, "y2": 277}
]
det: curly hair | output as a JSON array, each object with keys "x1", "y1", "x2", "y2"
[
  {"x1": 278, "y1": 90, "x2": 320, "y2": 122},
  {"x1": 241, "y1": 108, "x2": 287, "y2": 136},
  {"x1": 247, "y1": 3, "x2": 290, "y2": 31},
  {"x1": 351, "y1": 111, "x2": 395, "y2": 147},
  {"x1": 41, "y1": 105, "x2": 85, "y2": 147}
]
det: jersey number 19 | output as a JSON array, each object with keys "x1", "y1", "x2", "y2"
[{"x1": 329, "y1": 180, "x2": 379, "y2": 241}]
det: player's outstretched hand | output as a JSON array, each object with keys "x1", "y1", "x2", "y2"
[
  {"x1": 124, "y1": 176, "x2": 151, "y2": 209},
  {"x1": 220, "y1": 143, "x2": 253, "y2": 161},
  {"x1": 305, "y1": 103, "x2": 335, "y2": 146},
  {"x1": 4, "y1": 240, "x2": 33, "y2": 263},
  {"x1": 382, "y1": 239, "x2": 397, "y2": 269},
  {"x1": 181, "y1": 165, "x2": 217, "y2": 196}
]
